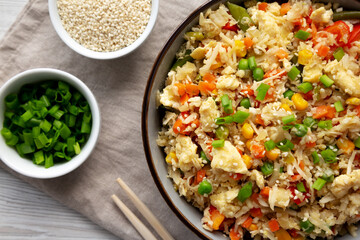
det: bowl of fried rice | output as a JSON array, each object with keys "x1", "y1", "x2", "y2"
[{"x1": 142, "y1": 0, "x2": 360, "y2": 239}]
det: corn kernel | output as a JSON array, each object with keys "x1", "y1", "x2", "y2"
[
  {"x1": 242, "y1": 154, "x2": 253, "y2": 169},
  {"x1": 298, "y1": 49, "x2": 313, "y2": 65},
  {"x1": 249, "y1": 224, "x2": 258, "y2": 231},
  {"x1": 266, "y1": 148, "x2": 281, "y2": 161},
  {"x1": 281, "y1": 98, "x2": 294, "y2": 106},
  {"x1": 210, "y1": 62, "x2": 222, "y2": 70},
  {"x1": 336, "y1": 138, "x2": 355, "y2": 154},
  {"x1": 166, "y1": 152, "x2": 177, "y2": 164},
  {"x1": 284, "y1": 154, "x2": 295, "y2": 164},
  {"x1": 291, "y1": 93, "x2": 308, "y2": 111},
  {"x1": 275, "y1": 229, "x2": 292, "y2": 240},
  {"x1": 246, "y1": 140, "x2": 252, "y2": 150},
  {"x1": 281, "y1": 103, "x2": 292, "y2": 112},
  {"x1": 234, "y1": 40, "x2": 247, "y2": 58},
  {"x1": 242, "y1": 123, "x2": 254, "y2": 139},
  {"x1": 346, "y1": 97, "x2": 360, "y2": 106}
]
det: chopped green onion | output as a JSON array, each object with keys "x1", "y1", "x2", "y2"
[
  {"x1": 74, "y1": 142, "x2": 81, "y2": 155},
  {"x1": 279, "y1": 167, "x2": 284, "y2": 173},
  {"x1": 333, "y1": 47, "x2": 345, "y2": 61},
  {"x1": 237, "y1": 182, "x2": 252, "y2": 202},
  {"x1": 40, "y1": 95, "x2": 51, "y2": 107},
  {"x1": 200, "y1": 151, "x2": 210, "y2": 163},
  {"x1": 215, "y1": 116, "x2": 233, "y2": 125},
  {"x1": 34, "y1": 150, "x2": 45, "y2": 165},
  {"x1": 238, "y1": 58, "x2": 249, "y2": 70},
  {"x1": 318, "y1": 120, "x2": 332, "y2": 129},
  {"x1": 186, "y1": 32, "x2": 204, "y2": 41},
  {"x1": 261, "y1": 162, "x2": 274, "y2": 176},
  {"x1": 303, "y1": 117, "x2": 317, "y2": 128},
  {"x1": 240, "y1": 98, "x2": 251, "y2": 109},
  {"x1": 256, "y1": 83, "x2": 270, "y2": 101},
  {"x1": 264, "y1": 140, "x2": 276, "y2": 151},
  {"x1": 198, "y1": 180, "x2": 212, "y2": 195},
  {"x1": 20, "y1": 110, "x2": 34, "y2": 122},
  {"x1": 53, "y1": 119, "x2": 63, "y2": 129},
  {"x1": 312, "y1": 178, "x2": 327, "y2": 191},
  {"x1": 295, "y1": 30, "x2": 311, "y2": 40},
  {"x1": 233, "y1": 111, "x2": 250, "y2": 123},
  {"x1": 300, "y1": 220, "x2": 315, "y2": 233},
  {"x1": 355, "y1": 137, "x2": 360, "y2": 148},
  {"x1": 282, "y1": 114, "x2": 296, "y2": 124},
  {"x1": 288, "y1": 66, "x2": 300, "y2": 81},
  {"x1": 292, "y1": 124, "x2": 308, "y2": 137},
  {"x1": 40, "y1": 120, "x2": 52, "y2": 133},
  {"x1": 212, "y1": 139, "x2": 225, "y2": 148},
  {"x1": 18, "y1": 143, "x2": 35, "y2": 154},
  {"x1": 22, "y1": 129, "x2": 34, "y2": 146},
  {"x1": 45, "y1": 153, "x2": 54, "y2": 169},
  {"x1": 32, "y1": 126, "x2": 40, "y2": 138},
  {"x1": 321, "y1": 149, "x2": 337, "y2": 163},
  {"x1": 80, "y1": 112, "x2": 92, "y2": 134},
  {"x1": 215, "y1": 126, "x2": 230, "y2": 140},
  {"x1": 320, "y1": 75, "x2": 334, "y2": 88},
  {"x1": 60, "y1": 124, "x2": 72, "y2": 139},
  {"x1": 322, "y1": 169, "x2": 334, "y2": 183},
  {"x1": 296, "y1": 182, "x2": 306, "y2": 193},
  {"x1": 297, "y1": 82, "x2": 313, "y2": 94},
  {"x1": 221, "y1": 94, "x2": 233, "y2": 114},
  {"x1": 311, "y1": 151, "x2": 320, "y2": 164},
  {"x1": 276, "y1": 139, "x2": 294, "y2": 152},
  {"x1": 248, "y1": 56, "x2": 257, "y2": 70},
  {"x1": 5, "y1": 93, "x2": 20, "y2": 110},
  {"x1": 253, "y1": 67, "x2": 264, "y2": 81},
  {"x1": 334, "y1": 101, "x2": 344, "y2": 112},
  {"x1": 67, "y1": 136, "x2": 76, "y2": 153},
  {"x1": 283, "y1": 89, "x2": 295, "y2": 99}
]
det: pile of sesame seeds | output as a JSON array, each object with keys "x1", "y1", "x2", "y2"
[{"x1": 57, "y1": 0, "x2": 151, "y2": 52}]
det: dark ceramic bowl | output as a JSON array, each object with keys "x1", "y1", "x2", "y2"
[{"x1": 142, "y1": 0, "x2": 360, "y2": 239}]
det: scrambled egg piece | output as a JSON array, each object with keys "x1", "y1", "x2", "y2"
[
  {"x1": 331, "y1": 169, "x2": 360, "y2": 198},
  {"x1": 269, "y1": 186, "x2": 291, "y2": 210},
  {"x1": 303, "y1": 55, "x2": 323, "y2": 83},
  {"x1": 159, "y1": 85, "x2": 180, "y2": 110},
  {"x1": 211, "y1": 141, "x2": 248, "y2": 174},
  {"x1": 216, "y1": 75, "x2": 240, "y2": 90},
  {"x1": 210, "y1": 187, "x2": 241, "y2": 218},
  {"x1": 175, "y1": 62, "x2": 197, "y2": 82},
  {"x1": 175, "y1": 135, "x2": 202, "y2": 171},
  {"x1": 250, "y1": 170, "x2": 265, "y2": 189},
  {"x1": 310, "y1": 7, "x2": 333, "y2": 24},
  {"x1": 199, "y1": 97, "x2": 220, "y2": 132}
]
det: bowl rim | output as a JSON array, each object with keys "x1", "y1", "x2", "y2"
[
  {"x1": 0, "y1": 68, "x2": 101, "y2": 179},
  {"x1": 48, "y1": 0, "x2": 159, "y2": 60},
  {"x1": 141, "y1": 0, "x2": 223, "y2": 239}
]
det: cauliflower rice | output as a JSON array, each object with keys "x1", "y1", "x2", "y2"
[{"x1": 157, "y1": 1, "x2": 360, "y2": 239}]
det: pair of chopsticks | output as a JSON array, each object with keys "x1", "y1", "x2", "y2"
[{"x1": 112, "y1": 177, "x2": 174, "y2": 240}]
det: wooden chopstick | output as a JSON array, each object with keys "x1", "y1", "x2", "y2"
[
  {"x1": 116, "y1": 177, "x2": 175, "y2": 240},
  {"x1": 111, "y1": 194, "x2": 157, "y2": 240}
]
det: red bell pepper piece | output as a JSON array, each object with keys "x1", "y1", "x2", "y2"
[
  {"x1": 324, "y1": 20, "x2": 350, "y2": 45},
  {"x1": 222, "y1": 22, "x2": 239, "y2": 32},
  {"x1": 348, "y1": 24, "x2": 360, "y2": 45}
]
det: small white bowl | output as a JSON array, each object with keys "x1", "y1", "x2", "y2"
[
  {"x1": 0, "y1": 68, "x2": 101, "y2": 179},
  {"x1": 48, "y1": 0, "x2": 159, "y2": 60}
]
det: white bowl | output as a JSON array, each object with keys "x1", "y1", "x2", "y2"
[
  {"x1": 48, "y1": 0, "x2": 159, "y2": 60},
  {"x1": 0, "y1": 68, "x2": 101, "y2": 179}
]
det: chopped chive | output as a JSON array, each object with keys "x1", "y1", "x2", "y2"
[
  {"x1": 288, "y1": 66, "x2": 300, "y2": 81},
  {"x1": 295, "y1": 30, "x2": 311, "y2": 40},
  {"x1": 321, "y1": 149, "x2": 337, "y2": 163},
  {"x1": 320, "y1": 75, "x2": 334, "y2": 88},
  {"x1": 297, "y1": 82, "x2": 313, "y2": 93},
  {"x1": 292, "y1": 124, "x2": 308, "y2": 137},
  {"x1": 318, "y1": 120, "x2": 332, "y2": 129},
  {"x1": 333, "y1": 47, "x2": 345, "y2": 61},
  {"x1": 312, "y1": 178, "x2": 327, "y2": 191},
  {"x1": 215, "y1": 116, "x2": 233, "y2": 125},
  {"x1": 233, "y1": 111, "x2": 250, "y2": 123},
  {"x1": 276, "y1": 139, "x2": 294, "y2": 152},
  {"x1": 334, "y1": 101, "x2": 344, "y2": 112},
  {"x1": 261, "y1": 162, "x2": 274, "y2": 176},
  {"x1": 311, "y1": 151, "x2": 320, "y2": 164},
  {"x1": 264, "y1": 140, "x2": 275, "y2": 151},
  {"x1": 212, "y1": 139, "x2": 225, "y2": 148},
  {"x1": 303, "y1": 117, "x2": 317, "y2": 128},
  {"x1": 282, "y1": 114, "x2": 296, "y2": 124},
  {"x1": 256, "y1": 83, "x2": 270, "y2": 101}
]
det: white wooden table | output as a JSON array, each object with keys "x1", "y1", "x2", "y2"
[{"x1": 0, "y1": 1, "x2": 118, "y2": 239}]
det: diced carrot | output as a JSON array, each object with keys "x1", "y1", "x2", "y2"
[
  {"x1": 243, "y1": 37, "x2": 253, "y2": 49},
  {"x1": 195, "y1": 169, "x2": 206, "y2": 185},
  {"x1": 311, "y1": 22, "x2": 317, "y2": 39},
  {"x1": 250, "y1": 208, "x2": 263, "y2": 218},
  {"x1": 198, "y1": 81, "x2": 216, "y2": 95},
  {"x1": 313, "y1": 106, "x2": 336, "y2": 119},
  {"x1": 306, "y1": 141, "x2": 316, "y2": 148},
  {"x1": 275, "y1": 228, "x2": 292, "y2": 240},
  {"x1": 209, "y1": 205, "x2": 225, "y2": 230},
  {"x1": 230, "y1": 173, "x2": 243, "y2": 181},
  {"x1": 185, "y1": 84, "x2": 200, "y2": 96},
  {"x1": 355, "y1": 105, "x2": 360, "y2": 117},
  {"x1": 229, "y1": 227, "x2": 242, "y2": 240},
  {"x1": 255, "y1": 114, "x2": 265, "y2": 126},
  {"x1": 240, "y1": 85, "x2": 254, "y2": 96},
  {"x1": 276, "y1": 49, "x2": 288, "y2": 59},
  {"x1": 180, "y1": 93, "x2": 189, "y2": 105},
  {"x1": 250, "y1": 193, "x2": 259, "y2": 204},
  {"x1": 268, "y1": 219, "x2": 280, "y2": 232},
  {"x1": 175, "y1": 83, "x2": 186, "y2": 96},
  {"x1": 250, "y1": 143, "x2": 266, "y2": 159},
  {"x1": 280, "y1": 2, "x2": 291, "y2": 15},
  {"x1": 258, "y1": 2, "x2": 268, "y2": 11},
  {"x1": 173, "y1": 119, "x2": 185, "y2": 134},
  {"x1": 192, "y1": 119, "x2": 200, "y2": 128},
  {"x1": 203, "y1": 73, "x2": 216, "y2": 83},
  {"x1": 290, "y1": 174, "x2": 303, "y2": 182},
  {"x1": 299, "y1": 161, "x2": 305, "y2": 171},
  {"x1": 241, "y1": 216, "x2": 253, "y2": 229},
  {"x1": 249, "y1": 224, "x2": 258, "y2": 231},
  {"x1": 260, "y1": 186, "x2": 270, "y2": 199}
]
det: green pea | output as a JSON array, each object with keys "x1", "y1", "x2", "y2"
[
  {"x1": 240, "y1": 98, "x2": 251, "y2": 109},
  {"x1": 198, "y1": 180, "x2": 212, "y2": 195},
  {"x1": 238, "y1": 59, "x2": 249, "y2": 70},
  {"x1": 253, "y1": 67, "x2": 264, "y2": 81},
  {"x1": 215, "y1": 125, "x2": 230, "y2": 140}
]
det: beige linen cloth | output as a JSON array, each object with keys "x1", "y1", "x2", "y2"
[{"x1": 0, "y1": 0, "x2": 208, "y2": 239}]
